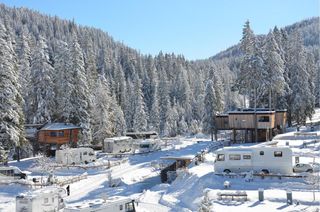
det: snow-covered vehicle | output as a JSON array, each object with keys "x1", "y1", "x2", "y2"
[
  {"x1": 63, "y1": 196, "x2": 135, "y2": 212},
  {"x1": 16, "y1": 187, "x2": 66, "y2": 212},
  {"x1": 293, "y1": 163, "x2": 313, "y2": 173},
  {"x1": 214, "y1": 146, "x2": 293, "y2": 174},
  {"x1": 135, "y1": 139, "x2": 161, "y2": 153},
  {"x1": 0, "y1": 166, "x2": 27, "y2": 180},
  {"x1": 103, "y1": 136, "x2": 133, "y2": 153},
  {"x1": 56, "y1": 147, "x2": 96, "y2": 165}
]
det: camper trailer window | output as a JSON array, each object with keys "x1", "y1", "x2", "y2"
[
  {"x1": 217, "y1": 154, "x2": 225, "y2": 161},
  {"x1": 243, "y1": 155, "x2": 251, "y2": 159},
  {"x1": 274, "y1": 151, "x2": 283, "y2": 157},
  {"x1": 125, "y1": 202, "x2": 134, "y2": 211},
  {"x1": 89, "y1": 152, "x2": 94, "y2": 156},
  {"x1": 44, "y1": 198, "x2": 48, "y2": 204},
  {"x1": 119, "y1": 204, "x2": 123, "y2": 210},
  {"x1": 260, "y1": 151, "x2": 264, "y2": 155},
  {"x1": 229, "y1": 154, "x2": 241, "y2": 160},
  {"x1": 258, "y1": 116, "x2": 270, "y2": 122},
  {"x1": 83, "y1": 152, "x2": 88, "y2": 155}
]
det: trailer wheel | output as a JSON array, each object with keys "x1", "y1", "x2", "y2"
[
  {"x1": 84, "y1": 161, "x2": 88, "y2": 164},
  {"x1": 223, "y1": 169, "x2": 231, "y2": 174},
  {"x1": 261, "y1": 169, "x2": 269, "y2": 174}
]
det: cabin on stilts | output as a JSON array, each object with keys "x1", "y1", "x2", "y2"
[{"x1": 215, "y1": 109, "x2": 287, "y2": 143}]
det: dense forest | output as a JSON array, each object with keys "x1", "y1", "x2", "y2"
[{"x1": 0, "y1": 4, "x2": 319, "y2": 156}]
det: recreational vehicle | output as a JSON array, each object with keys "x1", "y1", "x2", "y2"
[
  {"x1": 0, "y1": 166, "x2": 27, "y2": 180},
  {"x1": 56, "y1": 148, "x2": 96, "y2": 165},
  {"x1": 135, "y1": 139, "x2": 161, "y2": 153},
  {"x1": 103, "y1": 136, "x2": 133, "y2": 153},
  {"x1": 64, "y1": 196, "x2": 135, "y2": 212},
  {"x1": 214, "y1": 146, "x2": 293, "y2": 174},
  {"x1": 16, "y1": 187, "x2": 66, "y2": 212}
]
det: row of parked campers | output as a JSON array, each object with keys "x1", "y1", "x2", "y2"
[
  {"x1": 103, "y1": 136, "x2": 161, "y2": 154},
  {"x1": 16, "y1": 188, "x2": 135, "y2": 212},
  {"x1": 214, "y1": 146, "x2": 293, "y2": 174}
]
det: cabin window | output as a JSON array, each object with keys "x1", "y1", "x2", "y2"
[
  {"x1": 260, "y1": 151, "x2": 264, "y2": 156},
  {"x1": 258, "y1": 116, "x2": 270, "y2": 122},
  {"x1": 119, "y1": 204, "x2": 123, "y2": 210},
  {"x1": 44, "y1": 198, "x2": 48, "y2": 204},
  {"x1": 229, "y1": 154, "x2": 241, "y2": 160},
  {"x1": 50, "y1": 132, "x2": 57, "y2": 137},
  {"x1": 274, "y1": 151, "x2": 283, "y2": 157},
  {"x1": 243, "y1": 155, "x2": 251, "y2": 159},
  {"x1": 58, "y1": 131, "x2": 64, "y2": 137},
  {"x1": 217, "y1": 154, "x2": 225, "y2": 161}
]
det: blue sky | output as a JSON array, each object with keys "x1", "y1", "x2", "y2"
[{"x1": 0, "y1": 0, "x2": 318, "y2": 60}]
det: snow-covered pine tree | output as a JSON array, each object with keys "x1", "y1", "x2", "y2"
[
  {"x1": 30, "y1": 35, "x2": 55, "y2": 123},
  {"x1": 15, "y1": 27, "x2": 31, "y2": 120},
  {"x1": 237, "y1": 20, "x2": 256, "y2": 107},
  {"x1": 132, "y1": 74, "x2": 147, "y2": 132},
  {"x1": 68, "y1": 31, "x2": 92, "y2": 144},
  {"x1": 202, "y1": 80, "x2": 217, "y2": 141},
  {"x1": 263, "y1": 31, "x2": 286, "y2": 109},
  {"x1": 0, "y1": 23, "x2": 25, "y2": 151},
  {"x1": 286, "y1": 30, "x2": 314, "y2": 125},
  {"x1": 53, "y1": 40, "x2": 73, "y2": 121},
  {"x1": 91, "y1": 75, "x2": 113, "y2": 144},
  {"x1": 165, "y1": 102, "x2": 179, "y2": 137},
  {"x1": 158, "y1": 73, "x2": 170, "y2": 135},
  {"x1": 110, "y1": 95, "x2": 126, "y2": 136}
]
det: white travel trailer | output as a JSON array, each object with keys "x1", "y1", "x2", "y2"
[
  {"x1": 0, "y1": 166, "x2": 27, "y2": 180},
  {"x1": 64, "y1": 196, "x2": 135, "y2": 212},
  {"x1": 103, "y1": 136, "x2": 133, "y2": 154},
  {"x1": 214, "y1": 146, "x2": 293, "y2": 174},
  {"x1": 135, "y1": 139, "x2": 161, "y2": 153},
  {"x1": 16, "y1": 187, "x2": 66, "y2": 212},
  {"x1": 56, "y1": 148, "x2": 96, "y2": 165}
]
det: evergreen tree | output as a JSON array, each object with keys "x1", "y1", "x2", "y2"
[
  {"x1": 0, "y1": 23, "x2": 25, "y2": 151},
  {"x1": 69, "y1": 32, "x2": 92, "y2": 144},
  {"x1": 158, "y1": 73, "x2": 170, "y2": 135},
  {"x1": 30, "y1": 36, "x2": 55, "y2": 123},
  {"x1": 263, "y1": 31, "x2": 286, "y2": 109},
  {"x1": 53, "y1": 40, "x2": 73, "y2": 121},
  {"x1": 202, "y1": 80, "x2": 217, "y2": 141},
  {"x1": 132, "y1": 75, "x2": 147, "y2": 132},
  {"x1": 16, "y1": 27, "x2": 31, "y2": 120},
  {"x1": 287, "y1": 31, "x2": 314, "y2": 125},
  {"x1": 91, "y1": 76, "x2": 113, "y2": 144}
]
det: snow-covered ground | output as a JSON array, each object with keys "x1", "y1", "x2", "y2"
[{"x1": 1, "y1": 110, "x2": 320, "y2": 212}]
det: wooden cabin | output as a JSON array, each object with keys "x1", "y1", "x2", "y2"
[
  {"x1": 37, "y1": 123, "x2": 81, "y2": 146},
  {"x1": 216, "y1": 109, "x2": 287, "y2": 142}
]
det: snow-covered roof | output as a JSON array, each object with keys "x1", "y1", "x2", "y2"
[{"x1": 40, "y1": 123, "x2": 81, "y2": 131}]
